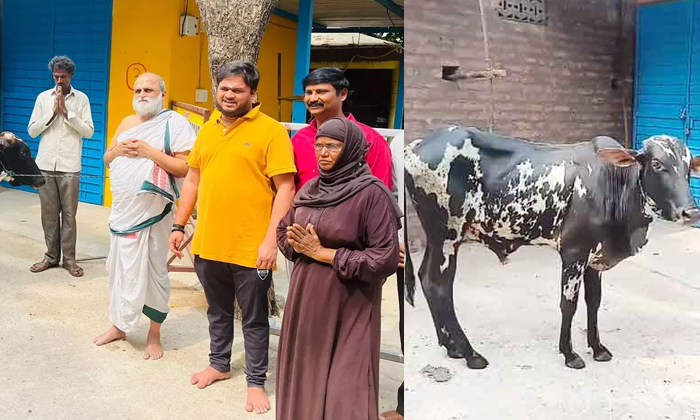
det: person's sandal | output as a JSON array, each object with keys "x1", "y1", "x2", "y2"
[
  {"x1": 62, "y1": 263, "x2": 84, "y2": 277},
  {"x1": 30, "y1": 260, "x2": 59, "y2": 273}
]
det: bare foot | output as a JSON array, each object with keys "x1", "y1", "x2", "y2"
[
  {"x1": 246, "y1": 387, "x2": 270, "y2": 414},
  {"x1": 379, "y1": 410, "x2": 404, "y2": 420},
  {"x1": 190, "y1": 366, "x2": 231, "y2": 389},
  {"x1": 92, "y1": 326, "x2": 125, "y2": 346},
  {"x1": 143, "y1": 332, "x2": 163, "y2": 360}
]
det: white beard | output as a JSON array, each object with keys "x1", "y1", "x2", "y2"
[{"x1": 133, "y1": 96, "x2": 164, "y2": 118}]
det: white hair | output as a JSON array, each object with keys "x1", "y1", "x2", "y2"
[
  {"x1": 156, "y1": 76, "x2": 166, "y2": 93},
  {"x1": 136, "y1": 73, "x2": 166, "y2": 93}
]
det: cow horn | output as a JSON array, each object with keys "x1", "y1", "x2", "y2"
[{"x1": 692, "y1": 156, "x2": 700, "y2": 175}]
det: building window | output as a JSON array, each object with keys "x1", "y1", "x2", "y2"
[{"x1": 496, "y1": 0, "x2": 547, "y2": 25}]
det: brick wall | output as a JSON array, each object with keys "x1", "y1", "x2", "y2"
[
  {"x1": 404, "y1": 0, "x2": 637, "y2": 250},
  {"x1": 405, "y1": 0, "x2": 635, "y2": 145}
]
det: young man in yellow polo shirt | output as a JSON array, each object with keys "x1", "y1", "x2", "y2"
[{"x1": 169, "y1": 61, "x2": 296, "y2": 415}]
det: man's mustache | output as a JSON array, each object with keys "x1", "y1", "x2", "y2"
[{"x1": 307, "y1": 101, "x2": 324, "y2": 107}]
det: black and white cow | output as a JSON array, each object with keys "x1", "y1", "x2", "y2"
[
  {"x1": 0, "y1": 131, "x2": 45, "y2": 188},
  {"x1": 404, "y1": 126, "x2": 700, "y2": 370}
]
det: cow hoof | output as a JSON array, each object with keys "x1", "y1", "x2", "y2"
[
  {"x1": 564, "y1": 354, "x2": 586, "y2": 369},
  {"x1": 466, "y1": 352, "x2": 489, "y2": 369},
  {"x1": 593, "y1": 346, "x2": 613, "y2": 362},
  {"x1": 446, "y1": 348, "x2": 464, "y2": 359}
]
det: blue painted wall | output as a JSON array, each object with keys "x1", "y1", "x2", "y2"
[
  {"x1": 689, "y1": 0, "x2": 700, "y2": 204},
  {"x1": 1, "y1": 0, "x2": 112, "y2": 205},
  {"x1": 635, "y1": 0, "x2": 700, "y2": 207}
]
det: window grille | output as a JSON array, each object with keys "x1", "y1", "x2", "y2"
[{"x1": 496, "y1": 0, "x2": 547, "y2": 25}]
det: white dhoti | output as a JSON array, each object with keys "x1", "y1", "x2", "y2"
[
  {"x1": 107, "y1": 215, "x2": 172, "y2": 332},
  {"x1": 106, "y1": 110, "x2": 196, "y2": 333}
]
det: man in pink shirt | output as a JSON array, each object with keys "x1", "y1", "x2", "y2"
[{"x1": 291, "y1": 67, "x2": 393, "y2": 191}]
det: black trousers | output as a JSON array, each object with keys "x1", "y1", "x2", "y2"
[
  {"x1": 194, "y1": 256, "x2": 272, "y2": 388},
  {"x1": 396, "y1": 266, "x2": 404, "y2": 415}
]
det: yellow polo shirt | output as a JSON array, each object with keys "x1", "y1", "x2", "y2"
[{"x1": 187, "y1": 104, "x2": 296, "y2": 268}]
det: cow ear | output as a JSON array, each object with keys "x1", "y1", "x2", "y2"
[
  {"x1": 691, "y1": 157, "x2": 700, "y2": 175},
  {"x1": 1, "y1": 132, "x2": 15, "y2": 144},
  {"x1": 597, "y1": 147, "x2": 642, "y2": 168}
]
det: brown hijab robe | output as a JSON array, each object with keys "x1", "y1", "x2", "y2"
[
  {"x1": 276, "y1": 116, "x2": 401, "y2": 420},
  {"x1": 294, "y1": 116, "x2": 402, "y2": 220}
]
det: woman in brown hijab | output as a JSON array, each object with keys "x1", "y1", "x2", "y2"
[{"x1": 276, "y1": 117, "x2": 402, "y2": 420}]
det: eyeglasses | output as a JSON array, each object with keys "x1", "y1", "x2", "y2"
[{"x1": 314, "y1": 143, "x2": 343, "y2": 152}]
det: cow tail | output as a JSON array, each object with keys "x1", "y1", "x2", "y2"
[{"x1": 404, "y1": 184, "x2": 417, "y2": 307}]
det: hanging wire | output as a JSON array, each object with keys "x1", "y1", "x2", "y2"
[
  {"x1": 477, "y1": 0, "x2": 495, "y2": 132},
  {"x1": 386, "y1": 8, "x2": 396, "y2": 27},
  {"x1": 343, "y1": 46, "x2": 404, "y2": 71},
  {"x1": 0, "y1": 160, "x2": 108, "y2": 179}
]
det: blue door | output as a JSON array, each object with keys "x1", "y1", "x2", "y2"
[
  {"x1": 689, "y1": 1, "x2": 700, "y2": 204},
  {"x1": 634, "y1": 0, "x2": 694, "y2": 145},
  {"x1": 1, "y1": 0, "x2": 112, "y2": 205},
  {"x1": 635, "y1": 0, "x2": 700, "y2": 207}
]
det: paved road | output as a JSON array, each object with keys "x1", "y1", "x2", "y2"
[
  {"x1": 0, "y1": 188, "x2": 403, "y2": 419},
  {"x1": 405, "y1": 217, "x2": 700, "y2": 420}
]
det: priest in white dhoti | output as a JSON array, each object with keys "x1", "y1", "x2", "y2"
[{"x1": 94, "y1": 73, "x2": 196, "y2": 360}]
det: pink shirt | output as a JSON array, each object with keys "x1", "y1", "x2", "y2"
[{"x1": 291, "y1": 114, "x2": 393, "y2": 192}]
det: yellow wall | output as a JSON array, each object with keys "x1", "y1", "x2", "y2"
[{"x1": 104, "y1": 2, "x2": 297, "y2": 206}]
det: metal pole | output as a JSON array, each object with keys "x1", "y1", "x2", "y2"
[
  {"x1": 277, "y1": 52, "x2": 282, "y2": 121},
  {"x1": 76, "y1": 256, "x2": 107, "y2": 262},
  {"x1": 393, "y1": 52, "x2": 404, "y2": 129},
  {"x1": 291, "y1": 0, "x2": 314, "y2": 124}
]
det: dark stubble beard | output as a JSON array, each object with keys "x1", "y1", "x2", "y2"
[{"x1": 216, "y1": 99, "x2": 253, "y2": 118}]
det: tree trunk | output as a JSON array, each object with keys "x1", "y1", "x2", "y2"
[
  {"x1": 196, "y1": 0, "x2": 278, "y2": 97},
  {"x1": 195, "y1": 0, "x2": 280, "y2": 320}
]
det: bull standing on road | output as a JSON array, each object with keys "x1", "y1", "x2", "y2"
[{"x1": 405, "y1": 126, "x2": 700, "y2": 369}]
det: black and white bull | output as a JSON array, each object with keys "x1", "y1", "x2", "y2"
[
  {"x1": 0, "y1": 131, "x2": 45, "y2": 188},
  {"x1": 404, "y1": 126, "x2": 700, "y2": 370}
]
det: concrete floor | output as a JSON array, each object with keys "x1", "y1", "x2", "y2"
[
  {"x1": 0, "y1": 187, "x2": 403, "y2": 420},
  {"x1": 405, "y1": 216, "x2": 700, "y2": 420}
]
